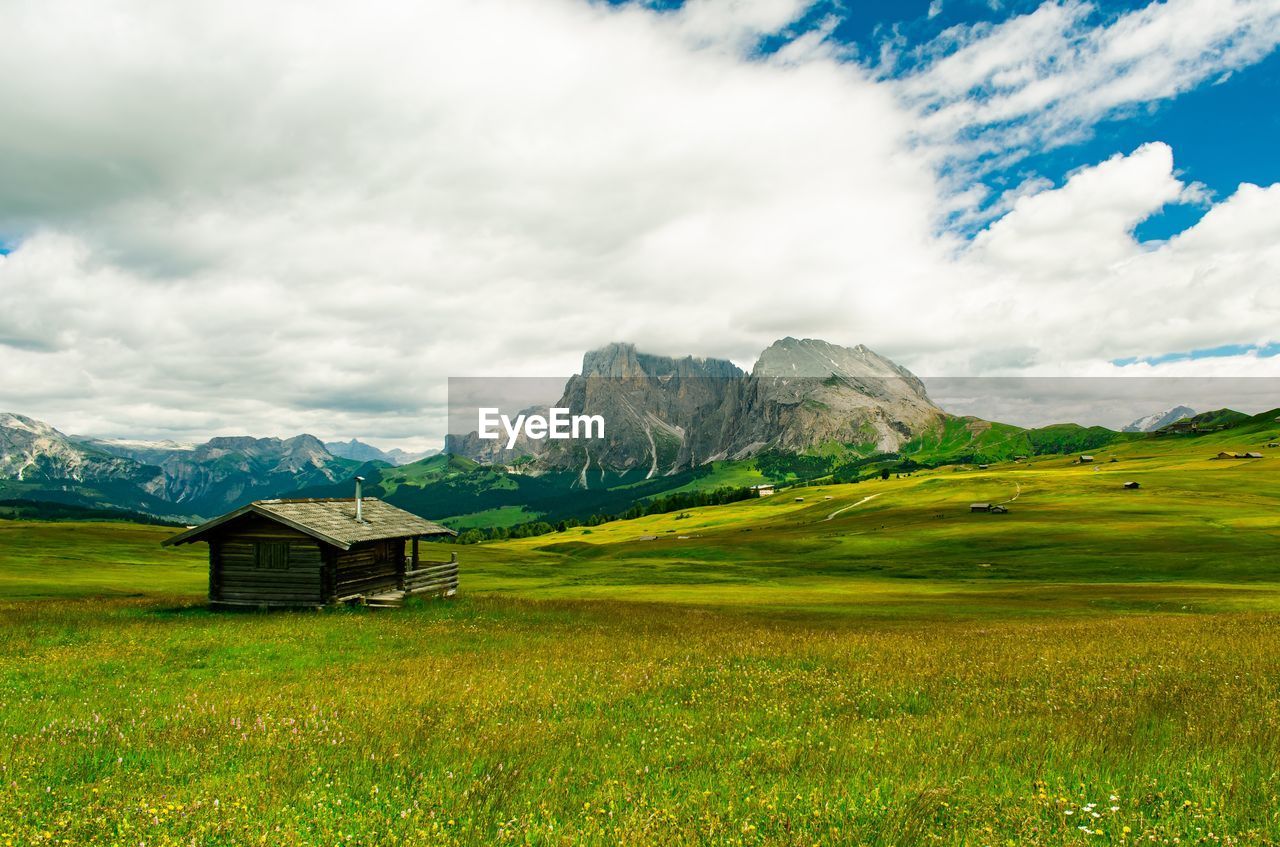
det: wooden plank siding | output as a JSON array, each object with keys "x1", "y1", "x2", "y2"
[
  {"x1": 334, "y1": 539, "x2": 405, "y2": 601},
  {"x1": 191, "y1": 511, "x2": 456, "y2": 608}
]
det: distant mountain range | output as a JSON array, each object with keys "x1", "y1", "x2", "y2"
[
  {"x1": 1123, "y1": 405, "x2": 1197, "y2": 433},
  {"x1": 0, "y1": 412, "x2": 433, "y2": 521},
  {"x1": 325, "y1": 439, "x2": 438, "y2": 466},
  {"x1": 2, "y1": 338, "x2": 1273, "y2": 527}
]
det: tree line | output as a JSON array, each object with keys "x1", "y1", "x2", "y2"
[{"x1": 448, "y1": 484, "x2": 757, "y2": 544}]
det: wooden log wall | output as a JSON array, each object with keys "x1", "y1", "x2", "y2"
[
  {"x1": 333, "y1": 539, "x2": 403, "y2": 600},
  {"x1": 214, "y1": 531, "x2": 324, "y2": 606}
]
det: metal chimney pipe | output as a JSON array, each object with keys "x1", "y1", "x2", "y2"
[{"x1": 354, "y1": 476, "x2": 364, "y2": 522}]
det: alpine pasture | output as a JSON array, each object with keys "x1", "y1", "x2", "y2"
[{"x1": 2, "y1": 431, "x2": 1279, "y2": 845}]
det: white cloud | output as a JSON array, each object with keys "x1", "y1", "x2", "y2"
[
  {"x1": 969, "y1": 142, "x2": 1186, "y2": 275},
  {"x1": 0, "y1": 0, "x2": 1277, "y2": 447},
  {"x1": 897, "y1": 0, "x2": 1280, "y2": 171}
]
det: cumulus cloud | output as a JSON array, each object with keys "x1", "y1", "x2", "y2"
[
  {"x1": 0, "y1": 0, "x2": 1277, "y2": 445},
  {"x1": 896, "y1": 0, "x2": 1280, "y2": 170}
]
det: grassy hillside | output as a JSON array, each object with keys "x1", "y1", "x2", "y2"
[
  {"x1": 0, "y1": 520, "x2": 205, "y2": 599},
  {"x1": 2, "y1": 419, "x2": 1279, "y2": 844},
  {"x1": 4, "y1": 594, "x2": 1280, "y2": 845},
  {"x1": 459, "y1": 417, "x2": 1279, "y2": 595},
  {"x1": 291, "y1": 412, "x2": 1190, "y2": 531}
]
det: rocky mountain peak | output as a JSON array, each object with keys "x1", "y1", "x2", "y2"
[
  {"x1": 581, "y1": 342, "x2": 743, "y2": 380},
  {"x1": 0, "y1": 411, "x2": 156, "y2": 485},
  {"x1": 1123, "y1": 405, "x2": 1197, "y2": 433},
  {"x1": 754, "y1": 338, "x2": 923, "y2": 386},
  {"x1": 452, "y1": 338, "x2": 947, "y2": 481}
]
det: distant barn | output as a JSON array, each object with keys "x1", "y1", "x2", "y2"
[
  {"x1": 1124, "y1": 481, "x2": 1141, "y2": 489},
  {"x1": 163, "y1": 487, "x2": 457, "y2": 608},
  {"x1": 970, "y1": 502, "x2": 991, "y2": 513},
  {"x1": 1078, "y1": 455, "x2": 1095, "y2": 463},
  {"x1": 751, "y1": 484, "x2": 775, "y2": 497}
]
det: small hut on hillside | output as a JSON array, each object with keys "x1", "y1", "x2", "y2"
[
  {"x1": 1078, "y1": 455, "x2": 1095, "y2": 463},
  {"x1": 751, "y1": 484, "x2": 776, "y2": 497},
  {"x1": 1123, "y1": 481, "x2": 1141, "y2": 489},
  {"x1": 163, "y1": 489, "x2": 457, "y2": 608}
]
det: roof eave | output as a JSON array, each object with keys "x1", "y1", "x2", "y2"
[
  {"x1": 163, "y1": 503, "x2": 456, "y2": 548},
  {"x1": 162, "y1": 503, "x2": 356, "y2": 550},
  {"x1": 161, "y1": 503, "x2": 259, "y2": 547}
]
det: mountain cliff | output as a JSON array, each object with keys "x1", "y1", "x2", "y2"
[
  {"x1": 728, "y1": 338, "x2": 943, "y2": 456},
  {"x1": 450, "y1": 338, "x2": 947, "y2": 481},
  {"x1": 1, "y1": 414, "x2": 362, "y2": 519},
  {"x1": 0, "y1": 413, "x2": 158, "y2": 485},
  {"x1": 142, "y1": 434, "x2": 354, "y2": 514},
  {"x1": 1123, "y1": 405, "x2": 1197, "y2": 433}
]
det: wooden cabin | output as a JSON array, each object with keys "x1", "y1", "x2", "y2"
[
  {"x1": 163, "y1": 496, "x2": 457, "y2": 608},
  {"x1": 751, "y1": 484, "x2": 775, "y2": 497},
  {"x1": 1078, "y1": 455, "x2": 1095, "y2": 463},
  {"x1": 970, "y1": 502, "x2": 991, "y2": 513},
  {"x1": 1123, "y1": 481, "x2": 1141, "y2": 489}
]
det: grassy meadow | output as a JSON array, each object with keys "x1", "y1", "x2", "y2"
[{"x1": 2, "y1": 430, "x2": 1280, "y2": 845}]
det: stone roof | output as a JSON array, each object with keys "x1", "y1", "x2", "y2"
[{"x1": 163, "y1": 497, "x2": 455, "y2": 550}]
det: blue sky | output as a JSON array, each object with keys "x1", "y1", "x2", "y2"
[{"x1": 743, "y1": 0, "x2": 1280, "y2": 241}]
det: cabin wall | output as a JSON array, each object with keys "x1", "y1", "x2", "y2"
[
  {"x1": 211, "y1": 517, "x2": 325, "y2": 606},
  {"x1": 333, "y1": 538, "x2": 405, "y2": 599}
]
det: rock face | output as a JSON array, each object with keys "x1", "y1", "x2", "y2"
[
  {"x1": 541, "y1": 344, "x2": 745, "y2": 479},
  {"x1": 1122, "y1": 405, "x2": 1197, "y2": 433},
  {"x1": 0, "y1": 413, "x2": 157, "y2": 485},
  {"x1": 729, "y1": 338, "x2": 943, "y2": 456},
  {"x1": 444, "y1": 405, "x2": 552, "y2": 467},
  {"x1": 2, "y1": 414, "x2": 363, "y2": 519},
  {"x1": 385, "y1": 447, "x2": 439, "y2": 465},
  {"x1": 75, "y1": 437, "x2": 196, "y2": 468},
  {"x1": 325, "y1": 439, "x2": 390, "y2": 463},
  {"x1": 451, "y1": 338, "x2": 946, "y2": 481},
  {"x1": 142, "y1": 435, "x2": 354, "y2": 514}
]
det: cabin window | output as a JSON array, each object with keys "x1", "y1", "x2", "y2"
[{"x1": 255, "y1": 541, "x2": 290, "y2": 570}]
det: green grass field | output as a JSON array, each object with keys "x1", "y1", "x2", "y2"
[{"x1": 2, "y1": 431, "x2": 1279, "y2": 845}]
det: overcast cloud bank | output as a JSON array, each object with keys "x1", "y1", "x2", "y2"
[{"x1": 1, "y1": 0, "x2": 1278, "y2": 447}]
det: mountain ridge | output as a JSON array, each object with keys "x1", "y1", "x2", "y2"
[
  {"x1": 1123, "y1": 405, "x2": 1197, "y2": 433},
  {"x1": 449, "y1": 338, "x2": 947, "y2": 480}
]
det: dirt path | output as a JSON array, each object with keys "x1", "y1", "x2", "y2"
[
  {"x1": 824, "y1": 492, "x2": 883, "y2": 521},
  {"x1": 997, "y1": 482, "x2": 1022, "y2": 505}
]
